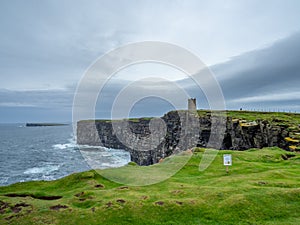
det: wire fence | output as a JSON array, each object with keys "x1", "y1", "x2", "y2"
[{"x1": 237, "y1": 108, "x2": 298, "y2": 113}]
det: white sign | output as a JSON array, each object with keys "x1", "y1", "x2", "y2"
[{"x1": 223, "y1": 154, "x2": 232, "y2": 166}]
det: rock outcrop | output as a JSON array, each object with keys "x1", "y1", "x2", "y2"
[{"x1": 77, "y1": 111, "x2": 291, "y2": 166}]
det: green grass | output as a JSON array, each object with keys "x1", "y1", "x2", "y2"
[
  {"x1": 207, "y1": 110, "x2": 300, "y2": 126},
  {"x1": 1, "y1": 147, "x2": 300, "y2": 224},
  {"x1": 226, "y1": 110, "x2": 300, "y2": 125}
]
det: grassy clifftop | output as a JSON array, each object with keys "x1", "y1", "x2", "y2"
[{"x1": 1, "y1": 147, "x2": 300, "y2": 224}]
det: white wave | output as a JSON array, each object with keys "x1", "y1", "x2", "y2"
[
  {"x1": 52, "y1": 133, "x2": 79, "y2": 150},
  {"x1": 24, "y1": 165, "x2": 60, "y2": 175},
  {"x1": 53, "y1": 143, "x2": 77, "y2": 150},
  {"x1": 53, "y1": 141, "x2": 114, "y2": 150},
  {"x1": 81, "y1": 148, "x2": 130, "y2": 169},
  {"x1": 78, "y1": 144, "x2": 108, "y2": 149},
  {"x1": 54, "y1": 133, "x2": 128, "y2": 152},
  {"x1": 41, "y1": 175, "x2": 55, "y2": 181},
  {"x1": 101, "y1": 163, "x2": 111, "y2": 167}
]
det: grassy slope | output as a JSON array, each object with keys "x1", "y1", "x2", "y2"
[{"x1": 1, "y1": 147, "x2": 300, "y2": 225}]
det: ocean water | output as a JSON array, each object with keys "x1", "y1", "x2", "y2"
[{"x1": 0, "y1": 124, "x2": 130, "y2": 186}]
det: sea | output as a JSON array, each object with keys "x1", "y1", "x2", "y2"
[{"x1": 0, "y1": 123, "x2": 130, "y2": 186}]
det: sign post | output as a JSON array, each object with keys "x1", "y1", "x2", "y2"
[{"x1": 223, "y1": 154, "x2": 232, "y2": 173}]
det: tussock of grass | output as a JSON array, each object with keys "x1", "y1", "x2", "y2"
[{"x1": 1, "y1": 147, "x2": 300, "y2": 224}]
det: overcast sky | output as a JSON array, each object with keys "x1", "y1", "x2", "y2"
[{"x1": 0, "y1": 0, "x2": 300, "y2": 122}]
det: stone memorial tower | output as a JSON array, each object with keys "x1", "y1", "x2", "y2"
[{"x1": 188, "y1": 98, "x2": 197, "y2": 111}]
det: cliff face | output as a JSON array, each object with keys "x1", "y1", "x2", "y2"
[{"x1": 77, "y1": 111, "x2": 290, "y2": 166}]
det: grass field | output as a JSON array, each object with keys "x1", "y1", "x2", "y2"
[{"x1": 1, "y1": 147, "x2": 300, "y2": 224}]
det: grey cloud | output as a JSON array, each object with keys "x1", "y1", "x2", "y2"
[
  {"x1": 0, "y1": 88, "x2": 74, "y2": 109},
  {"x1": 1, "y1": 31, "x2": 300, "y2": 123},
  {"x1": 1, "y1": 0, "x2": 300, "y2": 122},
  {"x1": 2, "y1": 0, "x2": 300, "y2": 90},
  {"x1": 0, "y1": 87, "x2": 76, "y2": 122},
  {"x1": 0, "y1": 0, "x2": 141, "y2": 89},
  {"x1": 95, "y1": 78, "x2": 187, "y2": 119},
  {"x1": 179, "y1": 32, "x2": 300, "y2": 111}
]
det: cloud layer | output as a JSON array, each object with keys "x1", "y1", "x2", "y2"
[
  {"x1": 1, "y1": 1, "x2": 300, "y2": 122},
  {"x1": 2, "y1": 31, "x2": 299, "y2": 122}
]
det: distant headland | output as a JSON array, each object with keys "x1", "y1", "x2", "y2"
[{"x1": 26, "y1": 123, "x2": 68, "y2": 127}]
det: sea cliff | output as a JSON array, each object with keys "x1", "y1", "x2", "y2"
[{"x1": 77, "y1": 111, "x2": 300, "y2": 165}]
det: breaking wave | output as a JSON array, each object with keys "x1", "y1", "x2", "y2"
[{"x1": 24, "y1": 164, "x2": 60, "y2": 175}]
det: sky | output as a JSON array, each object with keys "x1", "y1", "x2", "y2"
[{"x1": 0, "y1": 0, "x2": 300, "y2": 122}]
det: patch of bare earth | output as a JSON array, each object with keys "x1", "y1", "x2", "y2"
[
  {"x1": 116, "y1": 199, "x2": 126, "y2": 204},
  {"x1": 155, "y1": 201, "x2": 164, "y2": 206},
  {"x1": 117, "y1": 186, "x2": 129, "y2": 190},
  {"x1": 50, "y1": 204, "x2": 68, "y2": 211}
]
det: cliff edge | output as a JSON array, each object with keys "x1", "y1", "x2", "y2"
[{"x1": 77, "y1": 110, "x2": 300, "y2": 165}]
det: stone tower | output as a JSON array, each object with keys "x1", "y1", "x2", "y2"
[{"x1": 188, "y1": 98, "x2": 196, "y2": 111}]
